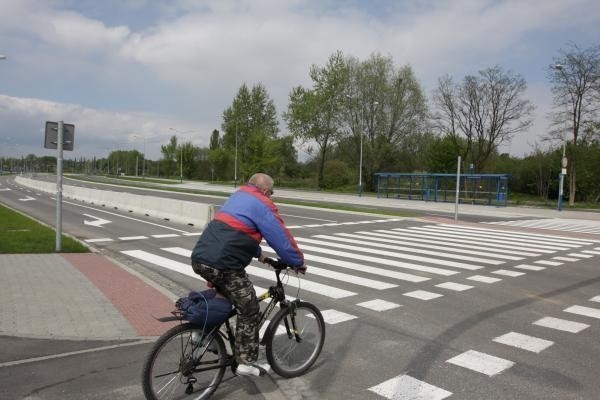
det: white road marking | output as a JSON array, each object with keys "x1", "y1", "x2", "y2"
[
  {"x1": 567, "y1": 253, "x2": 593, "y2": 258},
  {"x1": 152, "y1": 234, "x2": 180, "y2": 238},
  {"x1": 295, "y1": 243, "x2": 459, "y2": 276},
  {"x1": 437, "y1": 223, "x2": 595, "y2": 245},
  {"x1": 446, "y1": 350, "x2": 514, "y2": 376},
  {"x1": 404, "y1": 226, "x2": 563, "y2": 252},
  {"x1": 18, "y1": 196, "x2": 35, "y2": 201},
  {"x1": 262, "y1": 249, "x2": 396, "y2": 289},
  {"x1": 590, "y1": 296, "x2": 600, "y2": 303},
  {"x1": 493, "y1": 331, "x2": 553, "y2": 353},
  {"x1": 420, "y1": 225, "x2": 577, "y2": 249},
  {"x1": 514, "y1": 264, "x2": 546, "y2": 271},
  {"x1": 297, "y1": 237, "x2": 479, "y2": 272},
  {"x1": 313, "y1": 234, "x2": 499, "y2": 266},
  {"x1": 357, "y1": 299, "x2": 401, "y2": 312},
  {"x1": 368, "y1": 230, "x2": 541, "y2": 257},
  {"x1": 403, "y1": 290, "x2": 443, "y2": 300},
  {"x1": 84, "y1": 238, "x2": 114, "y2": 243},
  {"x1": 582, "y1": 250, "x2": 600, "y2": 255},
  {"x1": 492, "y1": 269, "x2": 525, "y2": 277},
  {"x1": 310, "y1": 309, "x2": 357, "y2": 324},
  {"x1": 83, "y1": 213, "x2": 112, "y2": 227},
  {"x1": 368, "y1": 374, "x2": 452, "y2": 400},
  {"x1": 564, "y1": 305, "x2": 600, "y2": 319},
  {"x1": 183, "y1": 232, "x2": 201, "y2": 236},
  {"x1": 61, "y1": 199, "x2": 191, "y2": 233},
  {"x1": 485, "y1": 218, "x2": 600, "y2": 236},
  {"x1": 533, "y1": 317, "x2": 589, "y2": 333},
  {"x1": 288, "y1": 251, "x2": 429, "y2": 283},
  {"x1": 534, "y1": 260, "x2": 563, "y2": 266},
  {"x1": 333, "y1": 232, "x2": 521, "y2": 261},
  {"x1": 551, "y1": 256, "x2": 580, "y2": 262},
  {"x1": 161, "y1": 247, "x2": 356, "y2": 299},
  {"x1": 119, "y1": 236, "x2": 148, "y2": 241},
  {"x1": 246, "y1": 265, "x2": 356, "y2": 299},
  {"x1": 467, "y1": 275, "x2": 501, "y2": 283},
  {"x1": 382, "y1": 228, "x2": 554, "y2": 257},
  {"x1": 279, "y1": 213, "x2": 336, "y2": 222},
  {"x1": 435, "y1": 282, "x2": 473, "y2": 291},
  {"x1": 0, "y1": 339, "x2": 154, "y2": 368}
]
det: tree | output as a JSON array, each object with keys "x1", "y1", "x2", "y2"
[
  {"x1": 284, "y1": 51, "x2": 349, "y2": 188},
  {"x1": 433, "y1": 66, "x2": 534, "y2": 172},
  {"x1": 345, "y1": 55, "x2": 428, "y2": 191},
  {"x1": 160, "y1": 136, "x2": 179, "y2": 177},
  {"x1": 548, "y1": 43, "x2": 600, "y2": 206},
  {"x1": 221, "y1": 83, "x2": 280, "y2": 183}
]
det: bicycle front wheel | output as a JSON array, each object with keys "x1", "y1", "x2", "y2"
[
  {"x1": 264, "y1": 301, "x2": 325, "y2": 378},
  {"x1": 142, "y1": 323, "x2": 227, "y2": 400}
]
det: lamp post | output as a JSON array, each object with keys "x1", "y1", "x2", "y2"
[
  {"x1": 551, "y1": 64, "x2": 568, "y2": 211},
  {"x1": 169, "y1": 128, "x2": 196, "y2": 183},
  {"x1": 0, "y1": 55, "x2": 6, "y2": 60},
  {"x1": 358, "y1": 101, "x2": 378, "y2": 196},
  {"x1": 132, "y1": 134, "x2": 146, "y2": 178}
]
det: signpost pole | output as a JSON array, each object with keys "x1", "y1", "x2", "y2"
[
  {"x1": 454, "y1": 155, "x2": 461, "y2": 222},
  {"x1": 56, "y1": 121, "x2": 63, "y2": 252}
]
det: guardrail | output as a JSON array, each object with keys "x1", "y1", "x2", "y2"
[{"x1": 15, "y1": 176, "x2": 214, "y2": 227}]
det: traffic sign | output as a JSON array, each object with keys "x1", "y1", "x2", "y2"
[{"x1": 44, "y1": 121, "x2": 75, "y2": 151}]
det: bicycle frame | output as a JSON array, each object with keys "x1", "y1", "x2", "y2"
[{"x1": 195, "y1": 266, "x2": 296, "y2": 374}]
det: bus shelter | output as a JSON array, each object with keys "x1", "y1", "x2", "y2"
[{"x1": 374, "y1": 172, "x2": 510, "y2": 206}]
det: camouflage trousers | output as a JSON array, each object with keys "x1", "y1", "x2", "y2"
[{"x1": 192, "y1": 262, "x2": 260, "y2": 363}]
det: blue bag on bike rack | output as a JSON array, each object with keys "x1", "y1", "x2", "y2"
[{"x1": 176, "y1": 289, "x2": 232, "y2": 328}]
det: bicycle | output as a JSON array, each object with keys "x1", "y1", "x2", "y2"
[{"x1": 141, "y1": 258, "x2": 326, "y2": 400}]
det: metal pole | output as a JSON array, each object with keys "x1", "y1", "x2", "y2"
[
  {"x1": 454, "y1": 155, "x2": 461, "y2": 222},
  {"x1": 558, "y1": 142, "x2": 566, "y2": 211},
  {"x1": 358, "y1": 130, "x2": 363, "y2": 196},
  {"x1": 56, "y1": 121, "x2": 64, "y2": 252},
  {"x1": 180, "y1": 144, "x2": 183, "y2": 183},
  {"x1": 142, "y1": 139, "x2": 146, "y2": 178},
  {"x1": 234, "y1": 120, "x2": 238, "y2": 189}
]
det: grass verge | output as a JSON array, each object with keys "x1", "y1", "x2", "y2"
[{"x1": 0, "y1": 203, "x2": 90, "y2": 253}]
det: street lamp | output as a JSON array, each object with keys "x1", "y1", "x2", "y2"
[
  {"x1": 0, "y1": 55, "x2": 6, "y2": 60},
  {"x1": 169, "y1": 127, "x2": 196, "y2": 183},
  {"x1": 234, "y1": 115, "x2": 252, "y2": 189},
  {"x1": 358, "y1": 101, "x2": 379, "y2": 196},
  {"x1": 132, "y1": 134, "x2": 146, "y2": 178},
  {"x1": 551, "y1": 63, "x2": 568, "y2": 211}
]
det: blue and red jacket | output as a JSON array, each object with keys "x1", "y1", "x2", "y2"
[{"x1": 191, "y1": 184, "x2": 304, "y2": 270}]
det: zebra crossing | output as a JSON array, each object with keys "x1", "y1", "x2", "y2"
[
  {"x1": 370, "y1": 293, "x2": 600, "y2": 399},
  {"x1": 117, "y1": 222, "x2": 600, "y2": 398},
  {"x1": 484, "y1": 218, "x2": 600, "y2": 235},
  {"x1": 119, "y1": 222, "x2": 598, "y2": 327}
]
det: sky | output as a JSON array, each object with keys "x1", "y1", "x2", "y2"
[{"x1": 1, "y1": 0, "x2": 599, "y2": 161}]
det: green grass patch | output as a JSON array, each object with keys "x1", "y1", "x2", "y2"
[{"x1": 0, "y1": 204, "x2": 89, "y2": 253}]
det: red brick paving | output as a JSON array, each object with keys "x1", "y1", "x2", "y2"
[{"x1": 62, "y1": 253, "x2": 177, "y2": 336}]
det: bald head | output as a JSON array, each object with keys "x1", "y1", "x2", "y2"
[{"x1": 248, "y1": 173, "x2": 274, "y2": 193}]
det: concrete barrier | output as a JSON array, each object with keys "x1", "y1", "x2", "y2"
[{"x1": 15, "y1": 176, "x2": 214, "y2": 228}]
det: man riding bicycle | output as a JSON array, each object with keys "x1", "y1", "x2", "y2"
[{"x1": 191, "y1": 173, "x2": 305, "y2": 377}]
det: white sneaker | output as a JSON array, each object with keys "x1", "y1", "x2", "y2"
[{"x1": 236, "y1": 362, "x2": 271, "y2": 377}]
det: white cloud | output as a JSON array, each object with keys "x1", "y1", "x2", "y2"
[
  {"x1": 0, "y1": 94, "x2": 208, "y2": 159},
  {"x1": 1, "y1": 0, "x2": 599, "y2": 160}
]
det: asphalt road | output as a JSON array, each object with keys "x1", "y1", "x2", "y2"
[{"x1": 1, "y1": 174, "x2": 600, "y2": 400}]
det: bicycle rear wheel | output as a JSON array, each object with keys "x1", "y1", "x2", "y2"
[
  {"x1": 264, "y1": 301, "x2": 325, "y2": 378},
  {"x1": 142, "y1": 323, "x2": 227, "y2": 400}
]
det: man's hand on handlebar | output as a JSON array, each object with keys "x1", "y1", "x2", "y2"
[
  {"x1": 260, "y1": 256, "x2": 307, "y2": 275},
  {"x1": 293, "y1": 264, "x2": 307, "y2": 275}
]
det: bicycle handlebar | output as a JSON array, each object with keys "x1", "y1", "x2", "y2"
[{"x1": 264, "y1": 257, "x2": 307, "y2": 274}]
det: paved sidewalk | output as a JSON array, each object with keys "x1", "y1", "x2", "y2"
[{"x1": 0, "y1": 253, "x2": 178, "y2": 340}]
